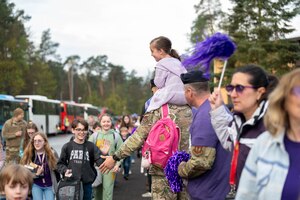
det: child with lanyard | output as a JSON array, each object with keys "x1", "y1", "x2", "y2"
[{"x1": 20, "y1": 132, "x2": 58, "y2": 200}]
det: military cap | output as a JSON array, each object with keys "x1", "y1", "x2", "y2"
[{"x1": 180, "y1": 70, "x2": 209, "y2": 84}]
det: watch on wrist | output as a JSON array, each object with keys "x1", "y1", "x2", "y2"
[{"x1": 112, "y1": 154, "x2": 120, "y2": 161}]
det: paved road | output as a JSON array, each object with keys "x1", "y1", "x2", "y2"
[
  {"x1": 48, "y1": 134, "x2": 150, "y2": 200},
  {"x1": 113, "y1": 156, "x2": 150, "y2": 200}
]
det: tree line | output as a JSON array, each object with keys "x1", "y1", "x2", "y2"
[
  {"x1": 0, "y1": 0, "x2": 299, "y2": 115},
  {"x1": 0, "y1": 0, "x2": 152, "y2": 115},
  {"x1": 189, "y1": 0, "x2": 300, "y2": 82}
]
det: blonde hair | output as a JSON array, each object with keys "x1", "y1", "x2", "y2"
[
  {"x1": 0, "y1": 164, "x2": 33, "y2": 192},
  {"x1": 21, "y1": 132, "x2": 57, "y2": 170},
  {"x1": 264, "y1": 68, "x2": 300, "y2": 136}
]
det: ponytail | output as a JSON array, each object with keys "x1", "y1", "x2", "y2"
[
  {"x1": 150, "y1": 36, "x2": 181, "y2": 61},
  {"x1": 170, "y1": 49, "x2": 181, "y2": 61}
]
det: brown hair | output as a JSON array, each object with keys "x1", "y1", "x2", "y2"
[
  {"x1": 71, "y1": 118, "x2": 88, "y2": 130},
  {"x1": 92, "y1": 121, "x2": 101, "y2": 130},
  {"x1": 26, "y1": 121, "x2": 38, "y2": 132},
  {"x1": 0, "y1": 164, "x2": 33, "y2": 192},
  {"x1": 234, "y1": 64, "x2": 278, "y2": 104},
  {"x1": 150, "y1": 36, "x2": 181, "y2": 61},
  {"x1": 120, "y1": 115, "x2": 134, "y2": 129},
  {"x1": 187, "y1": 82, "x2": 210, "y2": 94},
  {"x1": 13, "y1": 108, "x2": 24, "y2": 117},
  {"x1": 21, "y1": 132, "x2": 57, "y2": 170},
  {"x1": 23, "y1": 122, "x2": 39, "y2": 150}
]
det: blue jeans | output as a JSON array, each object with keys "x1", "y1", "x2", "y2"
[
  {"x1": 123, "y1": 156, "x2": 131, "y2": 177},
  {"x1": 83, "y1": 183, "x2": 92, "y2": 200},
  {"x1": 32, "y1": 184, "x2": 54, "y2": 200}
]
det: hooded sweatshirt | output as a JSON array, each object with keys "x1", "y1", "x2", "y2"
[
  {"x1": 57, "y1": 140, "x2": 104, "y2": 184},
  {"x1": 146, "y1": 57, "x2": 187, "y2": 112}
]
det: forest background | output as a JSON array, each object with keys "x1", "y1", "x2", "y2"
[{"x1": 0, "y1": 0, "x2": 299, "y2": 115}]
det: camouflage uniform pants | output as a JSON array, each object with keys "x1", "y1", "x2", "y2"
[
  {"x1": 4, "y1": 147, "x2": 20, "y2": 166},
  {"x1": 152, "y1": 175, "x2": 189, "y2": 200}
]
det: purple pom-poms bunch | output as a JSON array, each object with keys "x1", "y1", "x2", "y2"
[
  {"x1": 182, "y1": 32, "x2": 236, "y2": 79},
  {"x1": 164, "y1": 151, "x2": 190, "y2": 193}
]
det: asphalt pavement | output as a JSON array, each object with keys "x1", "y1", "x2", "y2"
[
  {"x1": 47, "y1": 134, "x2": 150, "y2": 200},
  {"x1": 113, "y1": 156, "x2": 151, "y2": 200}
]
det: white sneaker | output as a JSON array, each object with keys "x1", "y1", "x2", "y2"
[
  {"x1": 131, "y1": 159, "x2": 135, "y2": 164},
  {"x1": 129, "y1": 170, "x2": 132, "y2": 174},
  {"x1": 142, "y1": 192, "x2": 152, "y2": 198}
]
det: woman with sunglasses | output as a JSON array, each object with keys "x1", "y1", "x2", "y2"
[
  {"x1": 209, "y1": 64, "x2": 278, "y2": 193},
  {"x1": 20, "y1": 132, "x2": 58, "y2": 200},
  {"x1": 236, "y1": 68, "x2": 300, "y2": 200}
]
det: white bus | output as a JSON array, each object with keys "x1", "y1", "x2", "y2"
[
  {"x1": 15, "y1": 95, "x2": 60, "y2": 135},
  {"x1": 80, "y1": 103, "x2": 101, "y2": 121}
]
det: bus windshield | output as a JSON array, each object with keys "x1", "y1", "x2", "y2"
[{"x1": 0, "y1": 98, "x2": 28, "y2": 127}]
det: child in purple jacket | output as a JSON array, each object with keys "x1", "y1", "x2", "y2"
[{"x1": 146, "y1": 36, "x2": 187, "y2": 112}]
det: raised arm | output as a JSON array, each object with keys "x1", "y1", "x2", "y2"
[{"x1": 209, "y1": 90, "x2": 234, "y2": 151}]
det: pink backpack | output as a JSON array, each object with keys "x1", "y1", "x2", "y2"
[{"x1": 141, "y1": 104, "x2": 180, "y2": 169}]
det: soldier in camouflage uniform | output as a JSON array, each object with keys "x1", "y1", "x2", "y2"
[
  {"x1": 1, "y1": 108, "x2": 27, "y2": 165},
  {"x1": 177, "y1": 71, "x2": 231, "y2": 200},
  {"x1": 100, "y1": 104, "x2": 192, "y2": 200}
]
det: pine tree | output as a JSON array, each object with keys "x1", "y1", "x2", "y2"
[
  {"x1": 0, "y1": 0, "x2": 30, "y2": 94},
  {"x1": 189, "y1": 0, "x2": 225, "y2": 43},
  {"x1": 225, "y1": 0, "x2": 300, "y2": 75}
]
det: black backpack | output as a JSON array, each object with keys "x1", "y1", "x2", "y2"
[{"x1": 56, "y1": 142, "x2": 94, "y2": 200}]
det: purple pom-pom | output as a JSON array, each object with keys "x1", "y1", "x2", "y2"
[
  {"x1": 164, "y1": 151, "x2": 190, "y2": 193},
  {"x1": 182, "y1": 32, "x2": 236, "y2": 78}
]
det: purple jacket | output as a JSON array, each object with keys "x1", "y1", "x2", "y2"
[{"x1": 146, "y1": 57, "x2": 187, "y2": 112}]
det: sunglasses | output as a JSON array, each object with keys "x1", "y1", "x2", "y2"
[
  {"x1": 291, "y1": 86, "x2": 300, "y2": 97},
  {"x1": 225, "y1": 84, "x2": 256, "y2": 94}
]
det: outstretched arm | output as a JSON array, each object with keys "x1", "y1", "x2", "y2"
[
  {"x1": 100, "y1": 111, "x2": 156, "y2": 173},
  {"x1": 209, "y1": 90, "x2": 234, "y2": 151}
]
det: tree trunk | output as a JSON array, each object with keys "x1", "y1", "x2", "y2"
[{"x1": 98, "y1": 79, "x2": 104, "y2": 97}]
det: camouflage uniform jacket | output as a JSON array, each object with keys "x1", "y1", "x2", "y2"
[
  {"x1": 2, "y1": 118, "x2": 27, "y2": 148},
  {"x1": 115, "y1": 104, "x2": 192, "y2": 176}
]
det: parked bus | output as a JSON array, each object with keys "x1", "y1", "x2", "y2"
[
  {"x1": 0, "y1": 95, "x2": 29, "y2": 143},
  {"x1": 60, "y1": 101, "x2": 84, "y2": 133},
  {"x1": 80, "y1": 103, "x2": 101, "y2": 121},
  {"x1": 15, "y1": 95, "x2": 60, "y2": 135}
]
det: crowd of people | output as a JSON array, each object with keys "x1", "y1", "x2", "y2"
[
  {"x1": 0, "y1": 108, "x2": 144, "y2": 200},
  {"x1": 0, "y1": 35, "x2": 300, "y2": 200}
]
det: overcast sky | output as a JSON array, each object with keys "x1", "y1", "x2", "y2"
[{"x1": 11, "y1": 0, "x2": 300, "y2": 77}]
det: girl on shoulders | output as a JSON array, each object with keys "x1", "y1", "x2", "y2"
[{"x1": 146, "y1": 36, "x2": 187, "y2": 112}]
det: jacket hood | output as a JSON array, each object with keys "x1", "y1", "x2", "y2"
[{"x1": 156, "y1": 57, "x2": 187, "y2": 76}]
